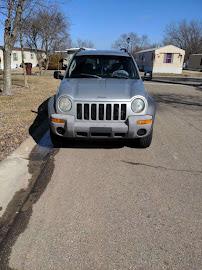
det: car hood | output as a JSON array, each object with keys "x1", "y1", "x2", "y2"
[{"x1": 58, "y1": 78, "x2": 147, "y2": 101}]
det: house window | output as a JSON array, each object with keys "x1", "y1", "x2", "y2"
[
  {"x1": 164, "y1": 53, "x2": 173, "y2": 63},
  {"x1": 13, "y1": 53, "x2": 18, "y2": 61},
  {"x1": 30, "y1": 53, "x2": 34, "y2": 59},
  {"x1": 200, "y1": 57, "x2": 202, "y2": 66}
]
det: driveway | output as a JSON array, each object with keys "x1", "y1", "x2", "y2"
[{"x1": 0, "y1": 82, "x2": 202, "y2": 270}]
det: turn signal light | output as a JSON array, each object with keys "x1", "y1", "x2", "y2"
[
  {"x1": 51, "y1": 117, "x2": 65, "y2": 124},
  {"x1": 137, "y1": 119, "x2": 153, "y2": 125}
]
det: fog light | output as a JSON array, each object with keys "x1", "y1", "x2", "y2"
[
  {"x1": 137, "y1": 129, "x2": 147, "y2": 136},
  {"x1": 137, "y1": 119, "x2": 152, "y2": 125},
  {"x1": 57, "y1": 127, "x2": 65, "y2": 135},
  {"x1": 51, "y1": 117, "x2": 65, "y2": 124}
]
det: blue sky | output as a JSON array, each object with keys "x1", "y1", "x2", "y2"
[
  {"x1": 65, "y1": 0, "x2": 202, "y2": 49},
  {"x1": 0, "y1": 0, "x2": 201, "y2": 48}
]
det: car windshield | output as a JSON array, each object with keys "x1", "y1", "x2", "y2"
[{"x1": 66, "y1": 55, "x2": 139, "y2": 79}]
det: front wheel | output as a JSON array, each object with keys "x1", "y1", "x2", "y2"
[{"x1": 137, "y1": 130, "x2": 153, "y2": 148}]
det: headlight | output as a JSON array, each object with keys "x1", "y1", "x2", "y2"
[
  {"x1": 131, "y1": 98, "x2": 145, "y2": 113},
  {"x1": 58, "y1": 96, "x2": 72, "y2": 112}
]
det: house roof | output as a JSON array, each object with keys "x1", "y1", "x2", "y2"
[
  {"x1": 135, "y1": 45, "x2": 185, "y2": 54},
  {"x1": 135, "y1": 47, "x2": 157, "y2": 54},
  {"x1": 0, "y1": 46, "x2": 45, "y2": 53}
]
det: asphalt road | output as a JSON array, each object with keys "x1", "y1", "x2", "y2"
[{"x1": 0, "y1": 82, "x2": 202, "y2": 270}]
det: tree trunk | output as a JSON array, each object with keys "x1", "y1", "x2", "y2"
[
  {"x1": 3, "y1": 49, "x2": 12, "y2": 96},
  {"x1": 20, "y1": 32, "x2": 29, "y2": 88},
  {"x1": 38, "y1": 60, "x2": 43, "y2": 76},
  {"x1": 45, "y1": 56, "x2": 49, "y2": 71},
  {"x1": 36, "y1": 53, "x2": 43, "y2": 75}
]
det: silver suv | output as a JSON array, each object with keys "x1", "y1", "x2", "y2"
[{"x1": 48, "y1": 49, "x2": 156, "y2": 148}]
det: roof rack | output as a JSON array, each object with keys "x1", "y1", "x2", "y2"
[{"x1": 78, "y1": 47, "x2": 86, "y2": 52}]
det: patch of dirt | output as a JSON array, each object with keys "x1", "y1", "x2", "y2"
[{"x1": 0, "y1": 73, "x2": 59, "y2": 161}]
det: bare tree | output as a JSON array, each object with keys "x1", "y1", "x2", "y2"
[
  {"x1": 163, "y1": 20, "x2": 202, "y2": 61},
  {"x1": 112, "y1": 32, "x2": 150, "y2": 54},
  {"x1": 0, "y1": 0, "x2": 26, "y2": 95},
  {"x1": 73, "y1": 39, "x2": 95, "y2": 48},
  {"x1": 24, "y1": 7, "x2": 70, "y2": 73},
  {"x1": 0, "y1": 0, "x2": 43, "y2": 94}
]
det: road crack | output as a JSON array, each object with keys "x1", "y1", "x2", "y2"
[{"x1": 121, "y1": 160, "x2": 202, "y2": 175}]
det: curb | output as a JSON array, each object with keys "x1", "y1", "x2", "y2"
[{"x1": 0, "y1": 124, "x2": 52, "y2": 244}]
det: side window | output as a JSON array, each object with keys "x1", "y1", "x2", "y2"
[
  {"x1": 200, "y1": 57, "x2": 202, "y2": 66},
  {"x1": 13, "y1": 53, "x2": 18, "y2": 61},
  {"x1": 164, "y1": 53, "x2": 173, "y2": 63},
  {"x1": 30, "y1": 53, "x2": 34, "y2": 59}
]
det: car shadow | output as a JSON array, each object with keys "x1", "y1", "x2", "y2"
[
  {"x1": 29, "y1": 97, "x2": 51, "y2": 145},
  {"x1": 57, "y1": 138, "x2": 141, "y2": 149}
]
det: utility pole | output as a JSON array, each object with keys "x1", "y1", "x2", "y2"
[{"x1": 127, "y1": 37, "x2": 131, "y2": 53}]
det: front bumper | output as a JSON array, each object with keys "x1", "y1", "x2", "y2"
[{"x1": 50, "y1": 113, "x2": 153, "y2": 139}]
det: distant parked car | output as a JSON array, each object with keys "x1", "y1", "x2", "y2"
[
  {"x1": 144, "y1": 70, "x2": 153, "y2": 81},
  {"x1": 48, "y1": 49, "x2": 156, "y2": 148}
]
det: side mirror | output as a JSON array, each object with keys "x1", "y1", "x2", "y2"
[{"x1": 54, "y1": 70, "x2": 64, "y2": 80}]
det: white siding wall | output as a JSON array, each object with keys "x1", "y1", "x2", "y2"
[
  {"x1": 135, "y1": 45, "x2": 185, "y2": 74},
  {"x1": 153, "y1": 45, "x2": 185, "y2": 74},
  {"x1": 0, "y1": 49, "x2": 40, "y2": 70},
  {"x1": 11, "y1": 50, "x2": 39, "y2": 69},
  {"x1": 153, "y1": 66, "x2": 183, "y2": 74}
]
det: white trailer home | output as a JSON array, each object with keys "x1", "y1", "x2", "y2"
[
  {"x1": 135, "y1": 45, "x2": 185, "y2": 74},
  {"x1": 0, "y1": 46, "x2": 45, "y2": 70}
]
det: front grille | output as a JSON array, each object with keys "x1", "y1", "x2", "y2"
[{"x1": 76, "y1": 103, "x2": 127, "y2": 121}]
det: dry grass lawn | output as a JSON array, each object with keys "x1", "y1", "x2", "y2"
[{"x1": 0, "y1": 72, "x2": 60, "y2": 161}]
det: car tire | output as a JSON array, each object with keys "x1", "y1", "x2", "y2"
[
  {"x1": 137, "y1": 130, "x2": 153, "y2": 148},
  {"x1": 50, "y1": 129, "x2": 62, "y2": 147}
]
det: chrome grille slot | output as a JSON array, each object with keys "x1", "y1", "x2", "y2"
[
  {"x1": 76, "y1": 103, "x2": 127, "y2": 121},
  {"x1": 91, "y1": 104, "x2": 97, "y2": 120},
  {"x1": 106, "y1": 104, "x2": 111, "y2": 120},
  {"x1": 77, "y1": 104, "x2": 82, "y2": 119},
  {"x1": 84, "y1": 104, "x2": 89, "y2": 120},
  {"x1": 99, "y1": 104, "x2": 104, "y2": 120},
  {"x1": 121, "y1": 104, "x2": 126, "y2": 120},
  {"x1": 113, "y1": 104, "x2": 119, "y2": 120}
]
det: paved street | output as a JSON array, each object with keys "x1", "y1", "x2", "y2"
[{"x1": 0, "y1": 82, "x2": 202, "y2": 270}]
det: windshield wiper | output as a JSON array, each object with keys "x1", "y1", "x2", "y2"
[{"x1": 80, "y1": 73, "x2": 102, "y2": 79}]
